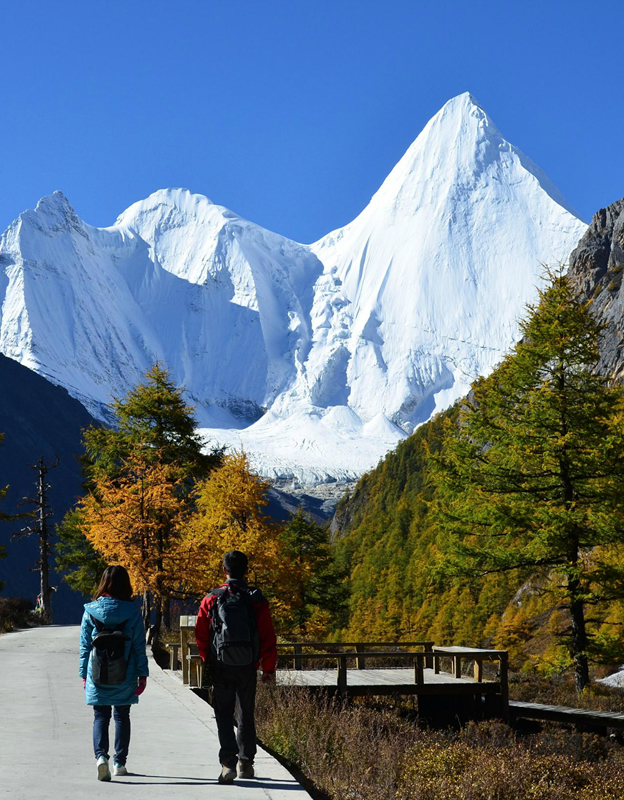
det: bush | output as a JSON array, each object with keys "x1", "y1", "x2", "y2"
[
  {"x1": 0, "y1": 597, "x2": 37, "y2": 632},
  {"x1": 398, "y1": 742, "x2": 624, "y2": 799},
  {"x1": 255, "y1": 687, "x2": 624, "y2": 800},
  {"x1": 256, "y1": 685, "x2": 417, "y2": 799}
]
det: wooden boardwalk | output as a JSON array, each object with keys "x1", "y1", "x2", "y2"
[
  {"x1": 510, "y1": 701, "x2": 624, "y2": 732},
  {"x1": 277, "y1": 666, "x2": 502, "y2": 696},
  {"x1": 172, "y1": 628, "x2": 624, "y2": 733}
]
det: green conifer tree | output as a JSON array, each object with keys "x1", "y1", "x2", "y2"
[
  {"x1": 55, "y1": 509, "x2": 108, "y2": 597},
  {"x1": 280, "y1": 509, "x2": 347, "y2": 637},
  {"x1": 83, "y1": 362, "x2": 221, "y2": 484},
  {"x1": 433, "y1": 271, "x2": 624, "y2": 690}
]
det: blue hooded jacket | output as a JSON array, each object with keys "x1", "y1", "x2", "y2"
[{"x1": 79, "y1": 597, "x2": 149, "y2": 706}]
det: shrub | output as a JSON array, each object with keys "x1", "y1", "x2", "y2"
[
  {"x1": 0, "y1": 597, "x2": 36, "y2": 632},
  {"x1": 256, "y1": 687, "x2": 624, "y2": 800}
]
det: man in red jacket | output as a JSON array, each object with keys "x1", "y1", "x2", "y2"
[{"x1": 195, "y1": 550, "x2": 277, "y2": 784}]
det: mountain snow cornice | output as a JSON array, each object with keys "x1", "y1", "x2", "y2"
[{"x1": 0, "y1": 93, "x2": 587, "y2": 485}]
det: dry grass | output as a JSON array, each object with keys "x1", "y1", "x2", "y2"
[
  {"x1": 255, "y1": 687, "x2": 624, "y2": 800},
  {"x1": 509, "y1": 673, "x2": 624, "y2": 713}
]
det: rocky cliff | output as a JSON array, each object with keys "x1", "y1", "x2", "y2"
[{"x1": 569, "y1": 198, "x2": 624, "y2": 379}]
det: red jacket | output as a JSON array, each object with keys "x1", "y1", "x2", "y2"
[{"x1": 195, "y1": 578, "x2": 277, "y2": 674}]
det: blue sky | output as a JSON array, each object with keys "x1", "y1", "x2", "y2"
[{"x1": 0, "y1": 0, "x2": 622, "y2": 243}]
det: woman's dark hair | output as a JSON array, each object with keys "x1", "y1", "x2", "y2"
[
  {"x1": 223, "y1": 550, "x2": 248, "y2": 579},
  {"x1": 94, "y1": 565, "x2": 134, "y2": 601}
]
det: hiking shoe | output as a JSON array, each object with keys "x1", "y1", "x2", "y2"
[
  {"x1": 97, "y1": 756, "x2": 111, "y2": 782},
  {"x1": 237, "y1": 761, "x2": 255, "y2": 778},
  {"x1": 218, "y1": 764, "x2": 237, "y2": 784},
  {"x1": 113, "y1": 763, "x2": 128, "y2": 776}
]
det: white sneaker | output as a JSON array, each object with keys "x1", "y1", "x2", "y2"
[
  {"x1": 113, "y1": 763, "x2": 128, "y2": 776},
  {"x1": 97, "y1": 756, "x2": 111, "y2": 781}
]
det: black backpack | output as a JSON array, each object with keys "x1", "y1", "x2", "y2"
[
  {"x1": 90, "y1": 616, "x2": 130, "y2": 685},
  {"x1": 210, "y1": 586, "x2": 260, "y2": 667}
]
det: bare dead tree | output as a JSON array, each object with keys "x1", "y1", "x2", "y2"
[{"x1": 13, "y1": 456, "x2": 60, "y2": 623}]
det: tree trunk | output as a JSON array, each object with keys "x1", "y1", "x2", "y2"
[
  {"x1": 163, "y1": 595, "x2": 171, "y2": 631},
  {"x1": 148, "y1": 595, "x2": 163, "y2": 645},
  {"x1": 568, "y1": 577, "x2": 590, "y2": 691},
  {"x1": 142, "y1": 591, "x2": 151, "y2": 633}
]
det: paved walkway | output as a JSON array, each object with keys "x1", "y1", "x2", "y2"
[{"x1": 0, "y1": 626, "x2": 310, "y2": 799}]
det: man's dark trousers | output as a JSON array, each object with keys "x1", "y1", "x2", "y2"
[{"x1": 211, "y1": 662, "x2": 258, "y2": 768}]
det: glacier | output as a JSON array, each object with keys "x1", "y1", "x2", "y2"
[{"x1": 0, "y1": 93, "x2": 587, "y2": 485}]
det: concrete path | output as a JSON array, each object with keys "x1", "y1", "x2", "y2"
[{"x1": 0, "y1": 626, "x2": 311, "y2": 799}]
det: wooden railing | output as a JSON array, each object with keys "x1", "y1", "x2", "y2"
[
  {"x1": 277, "y1": 644, "x2": 509, "y2": 709},
  {"x1": 432, "y1": 646, "x2": 509, "y2": 711},
  {"x1": 276, "y1": 641, "x2": 434, "y2": 670}
]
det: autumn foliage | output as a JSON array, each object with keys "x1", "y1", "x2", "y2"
[
  {"x1": 58, "y1": 365, "x2": 339, "y2": 639},
  {"x1": 81, "y1": 455, "x2": 189, "y2": 603}
]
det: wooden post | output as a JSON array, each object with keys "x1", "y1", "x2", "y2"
[
  {"x1": 355, "y1": 643, "x2": 366, "y2": 670},
  {"x1": 414, "y1": 655, "x2": 424, "y2": 685},
  {"x1": 434, "y1": 653, "x2": 440, "y2": 674},
  {"x1": 181, "y1": 626, "x2": 189, "y2": 684},
  {"x1": 473, "y1": 658, "x2": 483, "y2": 683},
  {"x1": 424, "y1": 642, "x2": 434, "y2": 670},
  {"x1": 499, "y1": 653, "x2": 509, "y2": 717},
  {"x1": 454, "y1": 655, "x2": 462, "y2": 679},
  {"x1": 337, "y1": 655, "x2": 347, "y2": 698},
  {"x1": 294, "y1": 643, "x2": 303, "y2": 671},
  {"x1": 168, "y1": 643, "x2": 180, "y2": 670}
]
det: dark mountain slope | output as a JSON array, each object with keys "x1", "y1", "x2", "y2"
[{"x1": 0, "y1": 354, "x2": 96, "y2": 622}]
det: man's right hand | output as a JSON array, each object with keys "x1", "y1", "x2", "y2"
[{"x1": 261, "y1": 672, "x2": 275, "y2": 685}]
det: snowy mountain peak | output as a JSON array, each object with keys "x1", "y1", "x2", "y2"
[
  {"x1": 115, "y1": 187, "x2": 217, "y2": 229},
  {"x1": 19, "y1": 191, "x2": 82, "y2": 234},
  {"x1": 309, "y1": 93, "x2": 587, "y2": 443},
  {"x1": 0, "y1": 95, "x2": 588, "y2": 485}
]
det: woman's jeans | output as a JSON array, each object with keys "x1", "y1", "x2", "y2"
[{"x1": 93, "y1": 705, "x2": 131, "y2": 765}]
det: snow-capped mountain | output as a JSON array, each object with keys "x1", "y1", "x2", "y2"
[
  {"x1": 0, "y1": 94, "x2": 587, "y2": 484},
  {"x1": 0, "y1": 188, "x2": 322, "y2": 426},
  {"x1": 309, "y1": 92, "x2": 586, "y2": 431}
]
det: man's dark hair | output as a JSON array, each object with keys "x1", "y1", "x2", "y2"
[{"x1": 223, "y1": 550, "x2": 248, "y2": 579}]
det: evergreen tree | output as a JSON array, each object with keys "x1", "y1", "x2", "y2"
[
  {"x1": 280, "y1": 509, "x2": 347, "y2": 638},
  {"x1": 55, "y1": 509, "x2": 108, "y2": 597},
  {"x1": 433, "y1": 271, "x2": 624, "y2": 690},
  {"x1": 83, "y1": 362, "x2": 221, "y2": 484}
]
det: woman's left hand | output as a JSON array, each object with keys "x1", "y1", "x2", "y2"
[{"x1": 135, "y1": 676, "x2": 147, "y2": 696}]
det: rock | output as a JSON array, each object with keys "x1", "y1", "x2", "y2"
[{"x1": 569, "y1": 198, "x2": 624, "y2": 380}]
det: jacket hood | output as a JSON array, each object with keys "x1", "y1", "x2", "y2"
[{"x1": 84, "y1": 597, "x2": 140, "y2": 626}]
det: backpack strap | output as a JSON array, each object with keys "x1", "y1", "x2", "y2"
[
  {"x1": 209, "y1": 588, "x2": 227, "y2": 626},
  {"x1": 90, "y1": 614, "x2": 104, "y2": 632},
  {"x1": 89, "y1": 615, "x2": 129, "y2": 634}
]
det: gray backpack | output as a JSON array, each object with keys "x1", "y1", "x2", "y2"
[{"x1": 90, "y1": 616, "x2": 130, "y2": 685}]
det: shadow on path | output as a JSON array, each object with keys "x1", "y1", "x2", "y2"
[{"x1": 122, "y1": 774, "x2": 302, "y2": 790}]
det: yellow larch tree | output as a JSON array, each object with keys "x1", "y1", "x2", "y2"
[
  {"x1": 81, "y1": 454, "x2": 189, "y2": 635},
  {"x1": 181, "y1": 452, "x2": 293, "y2": 626}
]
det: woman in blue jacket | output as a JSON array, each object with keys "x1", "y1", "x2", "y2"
[{"x1": 79, "y1": 565, "x2": 149, "y2": 781}]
